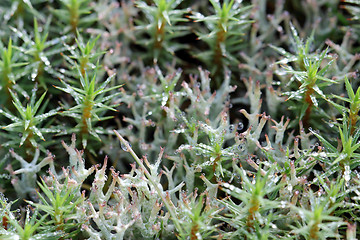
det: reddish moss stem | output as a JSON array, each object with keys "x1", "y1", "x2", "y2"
[
  {"x1": 213, "y1": 27, "x2": 226, "y2": 79},
  {"x1": 303, "y1": 87, "x2": 314, "y2": 128},
  {"x1": 349, "y1": 111, "x2": 358, "y2": 135},
  {"x1": 309, "y1": 222, "x2": 319, "y2": 239},
  {"x1": 190, "y1": 222, "x2": 200, "y2": 240},
  {"x1": 154, "y1": 19, "x2": 165, "y2": 50}
]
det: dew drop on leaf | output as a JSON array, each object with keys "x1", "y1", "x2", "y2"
[
  {"x1": 121, "y1": 142, "x2": 132, "y2": 152},
  {"x1": 237, "y1": 144, "x2": 245, "y2": 152},
  {"x1": 228, "y1": 124, "x2": 234, "y2": 132},
  {"x1": 344, "y1": 165, "x2": 350, "y2": 183}
]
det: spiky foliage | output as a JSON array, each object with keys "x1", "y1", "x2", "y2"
[
  {"x1": 0, "y1": 86, "x2": 59, "y2": 155},
  {"x1": 0, "y1": 39, "x2": 28, "y2": 104},
  {"x1": 272, "y1": 23, "x2": 336, "y2": 128},
  {"x1": 55, "y1": 68, "x2": 121, "y2": 149},
  {"x1": 52, "y1": 0, "x2": 95, "y2": 36},
  {"x1": 192, "y1": 0, "x2": 252, "y2": 81},
  {"x1": 0, "y1": 1, "x2": 360, "y2": 239},
  {"x1": 134, "y1": 0, "x2": 190, "y2": 64}
]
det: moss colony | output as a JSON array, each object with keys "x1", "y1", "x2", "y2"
[{"x1": 1, "y1": 0, "x2": 360, "y2": 239}]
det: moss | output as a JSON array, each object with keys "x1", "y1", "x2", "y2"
[{"x1": 0, "y1": 0, "x2": 360, "y2": 239}]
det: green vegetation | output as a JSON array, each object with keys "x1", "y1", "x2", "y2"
[{"x1": 1, "y1": 0, "x2": 360, "y2": 239}]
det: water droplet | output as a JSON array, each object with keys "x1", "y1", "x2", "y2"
[
  {"x1": 237, "y1": 144, "x2": 245, "y2": 152},
  {"x1": 121, "y1": 142, "x2": 132, "y2": 152},
  {"x1": 147, "y1": 111, "x2": 152, "y2": 116},
  {"x1": 193, "y1": 12, "x2": 205, "y2": 20},
  {"x1": 238, "y1": 122, "x2": 244, "y2": 131},
  {"x1": 172, "y1": 129, "x2": 185, "y2": 133},
  {"x1": 31, "y1": 72, "x2": 37, "y2": 80},
  {"x1": 298, "y1": 210, "x2": 306, "y2": 220},
  {"x1": 161, "y1": 95, "x2": 168, "y2": 106},
  {"x1": 344, "y1": 165, "x2": 351, "y2": 182},
  {"x1": 228, "y1": 124, "x2": 234, "y2": 133},
  {"x1": 40, "y1": 56, "x2": 50, "y2": 66}
]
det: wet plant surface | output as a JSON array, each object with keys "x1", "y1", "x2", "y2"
[{"x1": 1, "y1": 0, "x2": 360, "y2": 239}]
